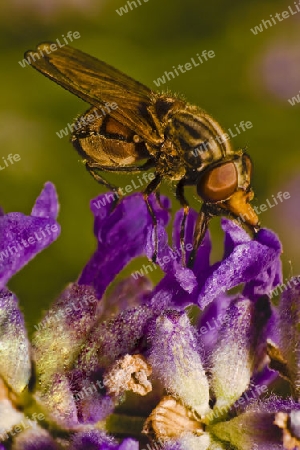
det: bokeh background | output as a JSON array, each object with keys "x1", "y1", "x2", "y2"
[{"x1": 1, "y1": 0, "x2": 299, "y2": 329}]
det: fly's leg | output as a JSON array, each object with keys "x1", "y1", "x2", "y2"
[
  {"x1": 85, "y1": 164, "x2": 123, "y2": 212},
  {"x1": 155, "y1": 191, "x2": 163, "y2": 209},
  {"x1": 85, "y1": 159, "x2": 156, "y2": 212},
  {"x1": 155, "y1": 190, "x2": 171, "y2": 212},
  {"x1": 188, "y1": 204, "x2": 213, "y2": 268},
  {"x1": 143, "y1": 176, "x2": 162, "y2": 263},
  {"x1": 175, "y1": 180, "x2": 190, "y2": 266}
]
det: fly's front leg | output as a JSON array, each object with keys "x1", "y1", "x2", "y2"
[
  {"x1": 175, "y1": 180, "x2": 190, "y2": 266},
  {"x1": 155, "y1": 190, "x2": 171, "y2": 212},
  {"x1": 188, "y1": 203, "x2": 213, "y2": 268},
  {"x1": 143, "y1": 176, "x2": 162, "y2": 263}
]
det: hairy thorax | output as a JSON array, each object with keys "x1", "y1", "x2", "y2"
[{"x1": 155, "y1": 140, "x2": 186, "y2": 181}]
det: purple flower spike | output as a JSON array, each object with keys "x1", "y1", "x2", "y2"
[
  {"x1": 0, "y1": 187, "x2": 291, "y2": 450},
  {"x1": 0, "y1": 182, "x2": 60, "y2": 289}
]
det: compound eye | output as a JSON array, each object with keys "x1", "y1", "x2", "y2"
[{"x1": 197, "y1": 162, "x2": 238, "y2": 203}]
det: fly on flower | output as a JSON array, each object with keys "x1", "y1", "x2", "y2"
[{"x1": 25, "y1": 42, "x2": 260, "y2": 265}]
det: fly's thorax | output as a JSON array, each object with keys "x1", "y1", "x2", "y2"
[
  {"x1": 156, "y1": 140, "x2": 186, "y2": 181},
  {"x1": 71, "y1": 106, "x2": 150, "y2": 167},
  {"x1": 151, "y1": 94, "x2": 186, "y2": 133},
  {"x1": 164, "y1": 106, "x2": 235, "y2": 172}
]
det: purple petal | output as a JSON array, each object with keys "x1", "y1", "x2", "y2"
[
  {"x1": 197, "y1": 293, "x2": 233, "y2": 356},
  {"x1": 0, "y1": 184, "x2": 60, "y2": 289},
  {"x1": 79, "y1": 193, "x2": 170, "y2": 299},
  {"x1": 256, "y1": 227, "x2": 282, "y2": 253},
  {"x1": 0, "y1": 288, "x2": 31, "y2": 394},
  {"x1": 198, "y1": 226, "x2": 282, "y2": 308},
  {"x1": 222, "y1": 218, "x2": 251, "y2": 258},
  {"x1": 250, "y1": 366, "x2": 279, "y2": 391},
  {"x1": 243, "y1": 228, "x2": 283, "y2": 300},
  {"x1": 148, "y1": 225, "x2": 212, "y2": 310},
  {"x1": 31, "y1": 182, "x2": 59, "y2": 219},
  {"x1": 149, "y1": 274, "x2": 199, "y2": 311}
]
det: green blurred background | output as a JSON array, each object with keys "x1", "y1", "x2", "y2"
[{"x1": 1, "y1": 0, "x2": 299, "y2": 329}]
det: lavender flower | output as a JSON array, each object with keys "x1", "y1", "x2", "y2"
[
  {"x1": 0, "y1": 182, "x2": 60, "y2": 289},
  {"x1": 0, "y1": 189, "x2": 296, "y2": 449}
]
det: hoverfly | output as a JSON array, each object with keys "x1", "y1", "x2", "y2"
[{"x1": 25, "y1": 42, "x2": 259, "y2": 266}]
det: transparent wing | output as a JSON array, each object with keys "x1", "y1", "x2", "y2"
[{"x1": 25, "y1": 42, "x2": 161, "y2": 144}]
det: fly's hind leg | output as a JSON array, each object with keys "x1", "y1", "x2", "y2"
[
  {"x1": 85, "y1": 163, "x2": 123, "y2": 212},
  {"x1": 143, "y1": 175, "x2": 162, "y2": 263},
  {"x1": 85, "y1": 159, "x2": 156, "y2": 212},
  {"x1": 175, "y1": 180, "x2": 190, "y2": 266}
]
